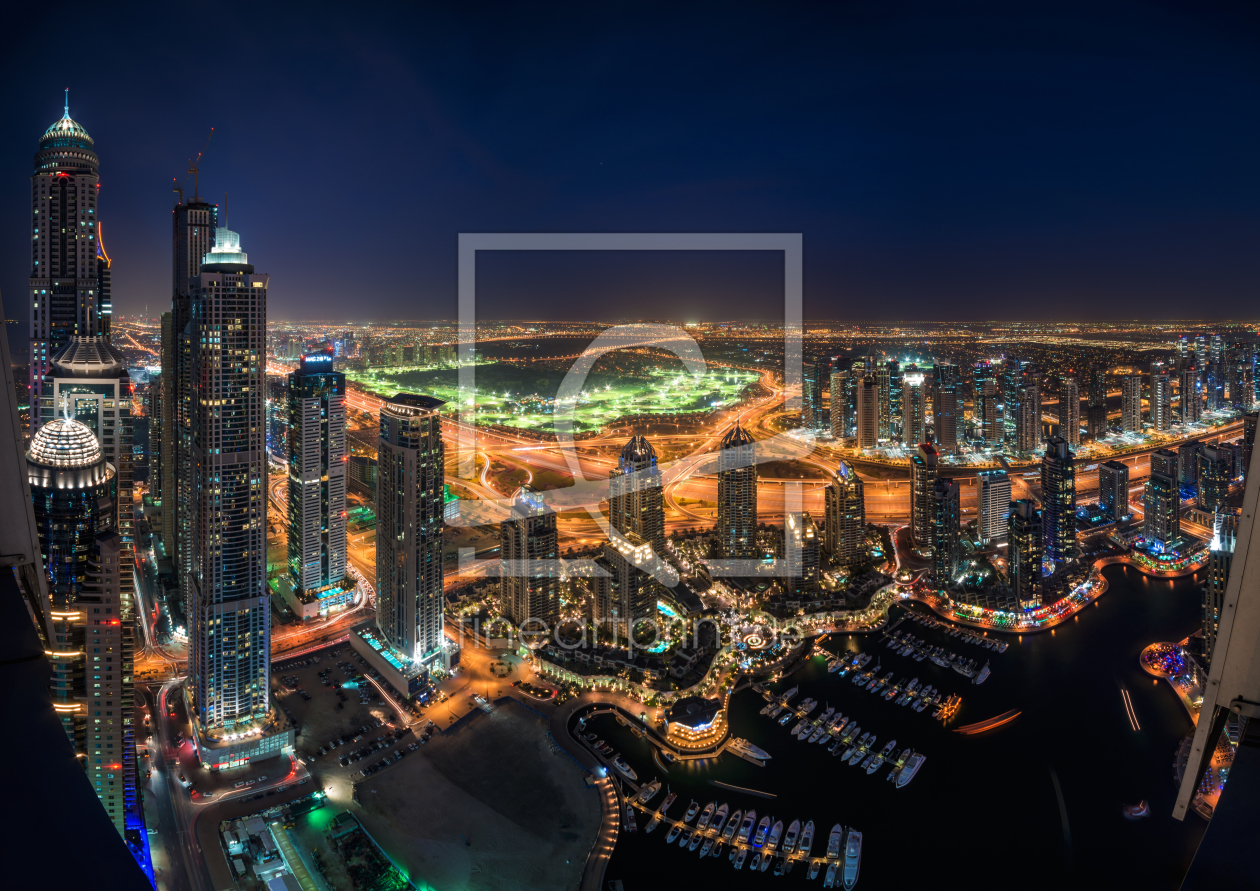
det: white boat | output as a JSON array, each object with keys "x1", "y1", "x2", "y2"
[
  {"x1": 665, "y1": 823, "x2": 682, "y2": 844},
  {"x1": 760, "y1": 849, "x2": 772, "y2": 872},
  {"x1": 736, "y1": 809, "x2": 757, "y2": 844},
  {"x1": 688, "y1": 831, "x2": 703, "y2": 852},
  {"x1": 749, "y1": 852, "x2": 762, "y2": 872},
  {"x1": 824, "y1": 862, "x2": 839, "y2": 888},
  {"x1": 782, "y1": 819, "x2": 800, "y2": 854},
  {"x1": 727, "y1": 738, "x2": 771, "y2": 760},
  {"x1": 975, "y1": 661, "x2": 991, "y2": 685},
  {"x1": 683, "y1": 800, "x2": 700, "y2": 822},
  {"x1": 697, "y1": 801, "x2": 716, "y2": 829},
  {"x1": 843, "y1": 830, "x2": 862, "y2": 889},
  {"x1": 710, "y1": 803, "x2": 730, "y2": 834},
  {"x1": 826, "y1": 823, "x2": 844, "y2": 859},
  {"x1": 766, "y1": 819, "x2": 783, "y2": 853},
  {"x1": 752, "y1": 815, "x2": 771, "y2": 848},
  {"x1": 634, "y1": 779, "x2": 661, "y2": 803},
  {"x1": 722, "y1": 809, "x2": 743, "y2": 842},
  {"x1": 808, "y1": 860, "x2": 822, "y2": 881},
  {"x1": 868, "y1": 740, "x2": 895, "y2": 775},
  {"x1": 734, "y1": 848, "x2": 748, "y2": 870},
  {"x1": 799, "y1": 820, "x2": 815, "y2": 858},
  {"x1": 896, "y1": 752, "x2": 925, "y2": 788},
  {"x1": 699, "y1": 836, "x2": 714, "y2": 857},
  {"x1": 624, "y1": 805, "x2": 637, "y2": 832},
  {"x1": 781, "y1": 686, "x2": 799, "y2": 703},
  {"x1": 612, "y1": 756, "x2": 637, "y2": 781}
]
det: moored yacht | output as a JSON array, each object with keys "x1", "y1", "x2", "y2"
[
  {"x1": 843, "y1": 830, "x2": 862, "y2": 889},
  {"x1": 752, "y1": 815, "x2": 771, "y2": 848},
  {"x1": 896, "y1": 752, "x2": 925, "y2": 788},
  {"x1": 736, "y1": 809, "x2": 757, "y2": 844},
  {"x1": 766, "y1": 819, "x2": 784, "y2": 853},
  {"x1": 782, "y1": 819, "x2": 800, "y2": 854},
  {"x1": 826, "y1": 823, "x2": 845, "y2": 859},
  {"x1": 824, "y1": 862, "x2": 839, "y2": 888},
  {"x1": 799, "y1": 820, "x2": 815, "y2": 858},
  {"x1": 710, "y1": 803, "x2": 730, "y2": 834},
  {"x1": 612, "y1": 756, "x2": 637, "y2": 781},
  {"x1": 722, "y1": 809, "x2": 743, "y2": 841},
  {"x1": 665, "y1": 823, "x2": 682, "y2": 844},
  {"x1": 697, "y1": 801, "x2": 716, "y2": 829},
  {"x1": 683, "y1": 800, "x2": 700, "y2": 822},
  {"x1": 734, "y1": 848, "x2": 748, "y2": 870},
  {"x1": 727, "y1": 738, "x2": 771, "y2": 760}
]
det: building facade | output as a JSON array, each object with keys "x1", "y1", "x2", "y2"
[
  {"x1": 1150, "y1": 366, "x2": 1173, "y2": 432},
  {"x1": 1008, "y1": 499, "x2": 1043, "y2": 610},
  {"x1": 285, "y1": 353, "x2": 349, "y2": 619},
  {"x1": 608, "y1": 434, "x2": 665, "y2": 554},
  {"x1": 1203, "y1": 513, "x2": 1236, "y2": 666},
  {"x1": 376, "y1": 394, "x2": 447, "y2": 668},
  {"x1": 1121, "y1": 374, "x2": 1143, "y2": 433},
  {"x1": 500, "y1": 486, "x2": 559, "y2": 632},
  {"x1": 1098, "y1": 460, "x2": 1129, "y2": 523},
  {"x1": 30, "y1": 98, "x2": 111, "y2": 417},
  {"x1": 855, "y1": 374, "x2": 878, "y2": 448},
  {"x1": 784, "y1": 511, "x2": 820, "y2": 594},
  {"x1": 901, "y1": 367, "x2": 926, "y2": 445},
  {"x1": 1196, "y1": 444, "x2": 1232, "y2": 512},
  {"x1": 716, "y1": 424, "x2": 758, "y2": 558},
  {"x1": 929, "y1": 478, "x2": 960, "y2": 588},
  {"x1": 592, "y1": 532, "x2": 656, "y2": 640},
  {"x1": 1058, "y1": 377, "x2": 1080, "y2": 447},
  {"x1": 187, "y1": 228, "x2": 271, "y2": 735},
  {"x1": 823, "y1": 460, "x2": 865, "y2": 564},
  {"x1": 977, "y1": 469, "x2": 1011, "y2": 545},
  {"x1": 1040, "y1": 435, "x2": 1076, "y2": 566},
  {"x1": 910, "y1": 442, "x2": 938, "y2": 552},
  {"x1": 1143, "y1": 468, "x2": 1181, "y2": 549}
]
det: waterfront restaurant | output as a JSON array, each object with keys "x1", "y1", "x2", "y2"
[{"x1": 664, "y1": 695, "x2": 725, "y2": 749}]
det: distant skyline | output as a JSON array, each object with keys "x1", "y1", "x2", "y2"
[{"x1": 3, "y1": 3, "x2": 1260, "y2": 339}]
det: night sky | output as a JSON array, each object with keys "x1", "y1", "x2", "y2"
[{"x1": 2, "y1": 2, "x2": 1259, "y2": 331}]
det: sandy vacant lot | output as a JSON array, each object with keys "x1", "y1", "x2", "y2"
[{"x1": 351, "y1": 699, "x2": 599, "y2": 890}]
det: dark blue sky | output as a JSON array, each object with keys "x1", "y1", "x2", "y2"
[{"x1": 2, "y1": 1, "x2": 1259, "y2": 329}]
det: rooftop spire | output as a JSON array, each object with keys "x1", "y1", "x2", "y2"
[{"x1": 64, "y1": 88, "x2": 69, "y2": 118}]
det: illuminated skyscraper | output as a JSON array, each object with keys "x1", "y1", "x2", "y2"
[
  {"x1": 1008, "y1": 500, "x2": 1043, "y2": 610},
  {"x1": 1151, "y1": 447, "x2": 1178, "y2": 481},
  {"x1": 1203, "y1": 513, "x2": 1236, "y2": 666},
  {"x1": 375, "y1": 394, "x2": 447, "y2": 667},
  {"x1": 902, "y1": 366, "x2": 926, "y2": 445},
  {"x1": 975, "y1": 376, "x2": 999, "y2": 443},
  {"x1": 784, "y1": 511, "x2": 820, "y2": 594},
  {"x1": 829, "y1": 366, "x2": 850, "y2": 440},
  {"x1": 717, "y1": 423, "x2": 758, "y2": 558},
  {"x1": 875, "y1": 362, "x2": 892, "y2": 440},
  {"x1": 43, "y1": 337, "x2": 134, "y2": 606},
  {"x1": 1243, "y1": 412, "x2": 1257, "y2": 475},
  {"x1": 608, "y1": 434, "x2": 665, "y2": 554},
  {"x1": 187, "y1": 227, "x2": 273, "y2": 740},
  {"x1": 929, "y1": 478, "x2": 960, "y2": 588},
  {"x1": 1098, "y1": 460, "x2": 1129, "y2": 523},
  {"x1": 855, "y1": 374, "x2": 879, "y2": 448},
  {"x1": 802, "y1": 356, "x2": 828, "y2": 432},
  {"x1": 29, "y1": 95, "x2": 110, "y2": 416},
  {"x1": 1150, "y1": 365, "x2": 1173, "y2": 432},
  {"x1": 500, "y1": 486, "x2": 559, "y2": 631},
  {"x1": 1086, "y1": 366, "x2": 1108, "y2": 441},
  {"x1": 1014, "y1": 380, "x2": 1041, "y2": 454},
  {"x1": 27, "y1": 412, "x2": 139, "y2": 837},
  {"x1": 1121, "y1": 373, "x2": 1143, "y2": 433},
  {"x1": 910, "y1": 442, "x2": 938, "y2": 552},
  {"x1": 823, "y1": 460, "x2": 865, "y2": 564},
  {"x1": 1179, "y1": 441, "x2": 1201, "y2": 490},
  {"x1": 1058, "y1": 377, "x2": 1080, "y2": 448},
  {"x1": 1040, "y1": 435, "x2": 1076, "y2": 565},
  {"x1": 1180, "y1": 364, "x2": 1201, "y2": 425},
  {"x1": 1196, "y1": 444, "x2": 1232, "y2": 512},
  {"x1": 285, "y1": 353, "x2": 350, "y2": 620},
  {"x1": 592, "y1": 532, "x2": 656, "y2": 640},
  {"x1": 932, "y1": 366, "x2": 959, "y2": 454},
  {"x1": 1144, "y1": 466, "x2": 1181, "y2": 549},
  {"x1": 977, "y1": 469, "x2": 1011, "y2": 545}
]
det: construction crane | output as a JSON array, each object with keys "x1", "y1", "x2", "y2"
[{"x1": 173, "y1": 127, "x2": 214, "y2": 205}]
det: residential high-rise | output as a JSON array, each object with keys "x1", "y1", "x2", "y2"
[
  {"x1": 1040, "y1": 435, "x2": 1076, "y2": 566},
  {"x1": 829, "y1": 367, "x2": 850, "y2": 440},
  {"x1": 608, "y1": 434, "x2": 665, "y2": 554},
  {"x1": 187, "y1": 227, "x2": 275, "y2": 743},
  {"x1": 977, "y1": 469, "x2": 1011, "y2": 545},
  {"x1": 1098, "y1": 460, "x2": 1129, "y2": 523},
  {"x1": 784, "y1": 511, "x2": 820, "y2": 594},
  {"x1": 500, "y1": 486, "x2": 559, "y2": 632},
  {"x1": 823, "y1": 460, "x2": 865, "y2": 564},
  {"x1": 1014, "y1": 380, "x2": 1041, "y2": 454},
  {"x1": 1143, "y1": 468, "x2": 1181, "y2": 549},
  {"x1": 1204, "y1": 362, "x2": 1222, "y2": 411},
  {"x1": 855, "y1": 374, "x2": 879, "y2": 448},
  {"x1": 43, "y1": 337, "x2": 134, "y2": 604},
  {"x1": 802, "y1": 356, "x2": 828, "y2": 432},
  {"x1": 147, "y1": 368, "x2": 163, "y2": 504},
  {"x1": 1058, "y1": 377, "x2": 1080, "y2": 448},
  {"x1": 875, "y1": 362, "x2": 892, "y2": 440},
  {"x1": 932, "y1": 370, "x2": 960, "y2": 454},
  {"x1": 1151, "y1": 447, "x2": 1178, "y2": 481},
  {"x1": 1008, "y1": 500, "x2": 1043, "y2": 610},
  {"x1": 717, "y1": 424, "x2": 758, "y2": 558},
  {"x1": 592, "y1": 532, "x2": 656, "y2": 640},
  {"x1": 1121, "y1": 374, "x2": 1143, "y2": 433},
  {"x1": 1150, "y1": 365, "x2": 1173, "y2": 432},
  {"x1": 166, "y1": 186, "x2": 218, "y2": 618},
  {"x1": 1180, "y1": 364, "x2": 1201, "y2": 425},
  {"x1": 1203, "y1": 513, "x2": 1237, "y2": 666},
  {"x1": 929, "y1": 478, "x2": 960, "y2": 589},
  {"x1": 910, "y1": 442, "x2": 939, "y2": 552},
  {"x1": 30, "y1": 96, "x2": 110, "y2": 417},
  {"x1": 975, "y1": 376, "x2": 999, "y2": 443},
  {"x1": 1086, "y1": 366, "x2": 1108, "y2": 441},
  {"x1": 28, "y1": 411, "x2": 139, "y2": 837},
  {"x1": 1196, "y1": 444, "x2": 1232, "y2": 512},
  {"x1": 902, "y1": 366, "x2": 926, "y2": 445},
  {"x1": 1178, "y1": 441, "x2": 1201, "y2": 491},
  {"x1": 375, "y1": 394, "x2": 447, "y2": 667},
  {"x1": 285, "y1": 353, "x2": 351, "y2": 620}
]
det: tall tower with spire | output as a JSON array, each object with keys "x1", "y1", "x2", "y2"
[{"x1": 30, "y1": 92, "x2": 110, "y2": 422}]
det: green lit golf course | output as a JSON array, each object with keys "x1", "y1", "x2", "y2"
[{"x1": 347, "y1": 361, "x2": 758, "y2": 433}]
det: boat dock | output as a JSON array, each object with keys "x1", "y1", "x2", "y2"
[
  {"x1": 827, "y1": 653, "x2": 960, "y2": 722},
  {"x1": 903, "y1": 609, "x2": 1010, "y2": 652}
]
